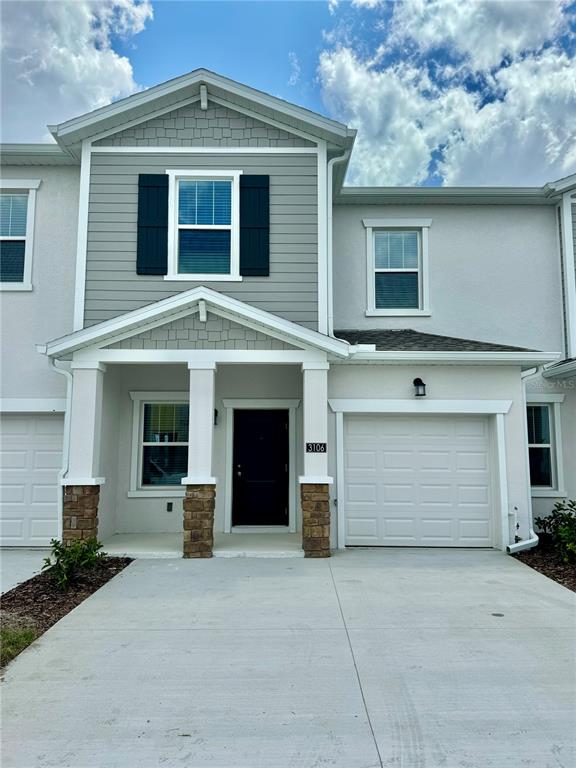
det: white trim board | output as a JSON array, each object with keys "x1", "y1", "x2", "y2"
[
  {"x1": 222, "y1": 399, "x2": 300, "y2": 534},
  {"x1": 90, "y1": 146, "x2": 318, "y2": 154},
  {"x1": 329, "y1": 399, "x2": 513, "y2": 414},
  {"x1": 73, "y1": 140, "x2": 91, "y2": 329},
  {"x1": 0, "y1": 398, "x2": 67, "y2": 413}
]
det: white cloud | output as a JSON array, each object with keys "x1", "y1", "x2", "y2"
[
  {"x1": 319, "y1": 0, "x2": 576, "y2": 185},
  {"x1": 391, "y1": 0, "x2": 569, "y2": 72},
  {"x1": 288, "y1": 51, "x2": 301, "y2": 86},
  {"x1": 0, "y1": 0, "x2": 153, "y2": 141}
]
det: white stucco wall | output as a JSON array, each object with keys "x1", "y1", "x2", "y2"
[
  {"x1": 1, "y1": 166, "x2": 79, "y2": 399},
  {"x1": 333, "y1": 204, "x2": 563, "y2": 353},
  {"x1": 327, "y1": 363, "x2": 533, "y2": 545}
]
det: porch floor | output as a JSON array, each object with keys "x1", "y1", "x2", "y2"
[{"x1": 102, "y1": 532, "x2": 304, "y2": 559}]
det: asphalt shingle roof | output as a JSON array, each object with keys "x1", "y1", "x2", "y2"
[{"x1": 334, "y1": 329, "x2": 532, "y2": 353}]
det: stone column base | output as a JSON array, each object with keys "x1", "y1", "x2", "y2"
[
  {"x1": 183, "y1": 484, "x2": 216, "y2": 558},
  {"x1": 301, "y1": 484, "x2": 331, "y2": 558},
  {"x1": 63, "y1": 485, "x2": 100, "y2": 544}
]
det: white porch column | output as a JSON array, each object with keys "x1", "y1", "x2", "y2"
[
  {"x1": 66, "y1": 363, "x2": 106, "y2": 484},
  {"x1": 182, "y1": 362, "x2": 217, "y2": 485},
  {"x1": 299, "y1": 361, "x2": 332, "y2": 484}
]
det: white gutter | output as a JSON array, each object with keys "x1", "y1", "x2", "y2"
[
  {"x1": 507, "y1": 531, "x2": 539, "y2": 554},
  {"x1": 327, "y1": 149, "x2": 351, "y2": 336},
  {"x1": 49, "y1": 359, "x2": 73, "y2": 543}
]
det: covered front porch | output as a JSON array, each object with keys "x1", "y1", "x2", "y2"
[{"x1": 44, "y1": 288, "x2": 349, "y2": 558}]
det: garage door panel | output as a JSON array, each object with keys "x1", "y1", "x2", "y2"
[
  {"x1": 1, "y1": 414, "x2": 63, "y2": 546},
  {"x1": 344, "y1": 414, "x2": 494, "y2": 548}
]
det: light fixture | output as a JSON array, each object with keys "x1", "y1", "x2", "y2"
[{"x1": 413, "y1": 378, "x2": 426, "y2": 397}]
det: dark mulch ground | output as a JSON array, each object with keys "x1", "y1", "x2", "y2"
[
  {"x1": 1, "y1": 557, "x2": 132, "y2": 668},
  {"x1": 513, "y1": 546, "x2": 576, "y2": 592}
]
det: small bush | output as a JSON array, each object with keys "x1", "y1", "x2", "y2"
[
  {"x1": 42, "y1": 537, "x2": 105, "y2": 590},
  {"x1": 535, "y1": 500, "x2": 576, "y2": 563}
]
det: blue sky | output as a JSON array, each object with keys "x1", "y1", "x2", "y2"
[{"x1": 2, "y1": 0, "x2": 576, "y2": 186}]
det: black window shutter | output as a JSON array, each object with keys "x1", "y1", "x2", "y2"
[
  {"x1": 240, "y1": 175, "x2": 269, "y2": 276},
  {"x1": 137, "y1": 174, "x2": 168, "y2": 275}
]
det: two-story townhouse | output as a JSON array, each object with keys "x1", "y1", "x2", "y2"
[{"x1": 0, "y1": 69, "x2": 573, "y2": 557}]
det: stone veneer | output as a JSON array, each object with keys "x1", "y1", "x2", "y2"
[
  {"x1": 183, "y1": 485, "x2": 216, "y2": 558},
  {"x1": 62, "y1": 485, "x2": 100, "y2": 544},
  {"x1": 301, "y1": 484, "x2": 331, "y2": 558}
]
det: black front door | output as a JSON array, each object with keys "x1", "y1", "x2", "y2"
[{"x1": 232, "y1": 409, "x2": 289, "y2": 526}]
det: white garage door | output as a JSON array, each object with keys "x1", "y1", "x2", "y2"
[
  {"x1": 0, "y1": 414, "x2": 63, "y2": 546},
  {"x1": 344, "y1": 414, "x2": 494, "y2": 547}
]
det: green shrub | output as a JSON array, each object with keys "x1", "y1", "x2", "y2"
[
  {"x1": 535, "y1": 500, "x2": 576, "y2": 563},
  {"x1": 42, "y1": 537, "x2": 105, "y2": 590}
]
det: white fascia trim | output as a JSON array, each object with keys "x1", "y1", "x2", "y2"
[
  {"x1": 347, "y1": 351, "x2": 560, "y2": 366},
  {"x1": 60, "y1": 477, "x2": 105, "y2": 486},
  {"x1": 0, "y1": 179, "x2": 42, "y2": 190},
  {"x1": 542, "y1": 359, "x2": 576, "y2": 378},
  {"x1": 223, "y1": 398, "x2": 300, "y2": 409},
  {"x1": 73, "y1": 140, "x2": 91, "y2": 330},
  {"x1": 527, "y1": 394, "x2": 566, "y2": 403},
  {"x1": 46, "y1": 286, "x2": 350, "y2": 358},
  {"x1": 560, "y1": 193, "x2": 576, "y2": 357},
  {"x1": 0, "y1": 398, "x2": 67, "y2": 413},
  {"x1": 91, "y1": 146, "x2": 318, "y2": 154},
  {"x1": 317, "y1": 142, "x2": 328, "y2": 334},
  {"x1": 363, "y1": 218, "x2": 433, "y2": 228},
  {"x1": 74, "y1": 349, "x2": 329, "y2": 365},
  {"x1": 329, "y1": 399, "x2": 513, "y2": 414},
  {"x1": 298, "y1": 476, "x2": 334, "y2": 485}
]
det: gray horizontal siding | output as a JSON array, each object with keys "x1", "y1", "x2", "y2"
[
  {"x1": 93, "y1": 102, "x2": 314, "y2": 148},
  {"x1": 85, "y1": 152, "x2": 318, "y2": 328}
]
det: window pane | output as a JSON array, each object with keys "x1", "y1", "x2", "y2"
[
  {"x1": 375, "y1": 272, "x2": 419, "y2": 309},
  {"x1": 142, "y1": 446, "x2": 188, "y2": 486},
  {"x1": 374, "y1": 232, "x2": 390, "y2": 268},
  {"x1": 529, "y1": 446, "x2": 552, "y2": 486},
  {"x1": 0, "y1": 240, "x2": 25, "y2": 282},
  {"x1": 374, "y1": 231, "x2": 418, "y2": 269},
  {"x1": 178, "y1": 180, "x2": 197, "y2": 225},
  {"x1": 0, "y1": 194, "x2": 28, "y2": 237},
  {"x1": 178, "y1": 230, "x2": 231, "y2": 274},
  {"x1": 178, "y1": 180, "x2": 231, "y2": 226},
  {"x1": 527, "y1": 405, "x2": 550, "y2": 444},
  {"x1": 143, "y1": 403, "x2": 188, "y2": 443}
]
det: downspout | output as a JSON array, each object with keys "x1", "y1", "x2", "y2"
[
  {"x1": 327, "y1": 149, "x2": 351, "y2": 336},
  {"x1": 506, "y1": 366, "x2": 542, "y2": 553},
  {"x1": 49, "y1": 357, "x2": 73, "y2": 543}
]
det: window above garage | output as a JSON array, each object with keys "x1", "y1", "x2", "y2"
[
  {"x1": 0, "y1": 179, "x2": 41, "y2": 292},
  {"x1": 363, "y1": 218, "x2": 431, "y2": 317}
]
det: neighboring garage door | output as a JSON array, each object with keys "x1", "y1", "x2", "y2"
[
  {"x1": 0, "y1": 414, "x2": 63, "y2": 546},
  {"x1": 344, "y1": 414, "x2": 494, "y2": 547}
]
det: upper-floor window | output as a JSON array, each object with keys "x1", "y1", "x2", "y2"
[
  {"x1": 526, "y1": 397, "x2": 566, "y2": 497},
  {"x1": 0, "y1": 180, "x2": 41, "y2": 291},
  {"x1": 363, "y1": 218, "x2": 431, "y2": 316},
  {"x1": 166, "y1": 170, "x2": 242, "y2": 281}
]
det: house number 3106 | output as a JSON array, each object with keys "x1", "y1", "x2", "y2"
[{"x1": 306, "y1": 442, "x2": 327, "y2": 453}]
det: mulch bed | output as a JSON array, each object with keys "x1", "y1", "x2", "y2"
[
  {"x1": 1, "y1": 557, "x2": 132, "y2": 668},
  {"x1": 513, "y1": 546, "x2": 576, "y2": 592}
]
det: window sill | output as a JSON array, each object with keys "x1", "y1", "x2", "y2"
[
  {"x1": 164, "y1": 274, "x2": 243, "y2": 282},
  {"x1": 366, "y1": 308, "x2": 431, "y2": 317},
  {"x1": 530, "y1": 488, "x2": 567, "y2": 498},
  {"x1": 0, "y1": 282, "x2": 32, "y2": 292},
  {"x1": 127, "y1": 489, "x2": 186, "y2": 498}
]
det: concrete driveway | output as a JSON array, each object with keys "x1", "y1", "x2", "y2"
[
  {"x1": 2, "y1": 549, "x2": 575, "y2": 768},
  {"x1": 1, "y1": 548, "x2": 50, "y2": 594}
]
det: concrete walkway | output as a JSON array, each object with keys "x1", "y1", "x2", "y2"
[
  {"x1": 1, "y1": 548, "x2": 50, "y2": 594},
  {"x1": 2, "y1": 549, "x2": 575, "y2": 768}
]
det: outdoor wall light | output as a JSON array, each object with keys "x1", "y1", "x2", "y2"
[{"x1": 413, "y1": 378, "x2": 427, "y2": 397}]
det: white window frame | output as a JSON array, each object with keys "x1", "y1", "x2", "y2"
[
  {"x1": 128, "y1": 391, "x2": 188, "y2": 498},
  {"x1": 165, "y1": 169, "x2": 242, "y2": 282},
  {"x1": 526, "y1": 395, "x2": 566, "y2": 497},
  {"x1": 0, "y1": 179, "x2": 41, "y2": 292},
  {"x1": 363, "y1": 218, "x2": 431, "y2": 316}
]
